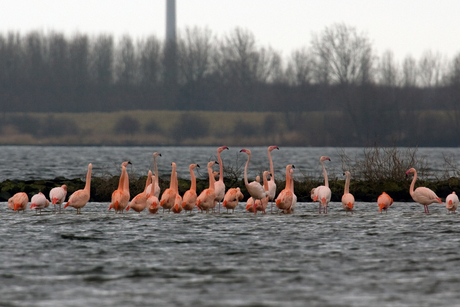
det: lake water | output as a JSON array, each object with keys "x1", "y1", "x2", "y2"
[{"x1": 1, "y1": 146, "x2": 460, "y2": 306}]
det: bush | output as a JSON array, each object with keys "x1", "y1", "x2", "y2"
[{"x1": 171, "y1": 113, "x2": 209, "y2": 141}]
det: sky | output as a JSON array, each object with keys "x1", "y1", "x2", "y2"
[{"x1": 1, "y1": 0, "x2": 460, "y2": 61}]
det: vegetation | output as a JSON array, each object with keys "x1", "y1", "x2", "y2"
[{"x1": 0, "y1": 24, "x2": 460, "y2": 146}]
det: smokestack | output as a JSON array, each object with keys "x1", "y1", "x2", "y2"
[{"x1": 166, "y1": 0, "x2": 176, "y2": 43}]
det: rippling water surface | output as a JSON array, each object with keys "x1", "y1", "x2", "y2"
[{"x1": 1, "y1": 202, "x2": 460, "y2": 306}]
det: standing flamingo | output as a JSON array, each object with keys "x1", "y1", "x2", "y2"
[
  {"x1": 109, "y1": 161, "x2": 131, "y2": 213},
  {"x1": 196, "y1": 161, "x2": 218, "y2": 213},
  {"x1": 146, "y1": 152, "x2": 162, "y2": 198},
  {"x1": 312, "y1": 156, "x2": 331, "y2": 214},
  {"x1": 30, "y1": 192, "x2": 49, "y2": 214},
  {"x1": 253, "y1": 171, "x2": 270, "y2": 214},
  {"x1": 8, "y1": 192, "x2": 29, "y2": 212},
  {"x1": 214, "y1": 146, "x2": 229, "y2": 213},
  {"x1": 406, "y1": 168, "x2": 442, "y2": 213},
  {"x1": 49, "y1": 185, "x2": 67, "y2": 213},
  {"x1": 378, "y1": 192, "x2": 393, "y2": 213},
  {"x1": 341, "y1": 171, "x2": 354, "y2": 214},
  {"x1": 446, "y1": 192, "x2": 459, "y2": 213},
  {"x1": 240, "y1": 149, "x2": 269, "y2": 212},
  {"x1": 245, "y1": 175, "x2": 260, "y2": 213},
  {"x1": 126, "y1": 171, "x2": 152, "y2": 213},
  {"x1": 172, "y1": 171, "x2": 183, "y2": 213},
  {"x1": 267, "y1": 145, "x2": 279, "y2": 213},
  {"x1": 223, "y1": 187, "x2": 244, "y2": 213},
  {"x1": 160, "y1": 162, "x2": 177, "y2": 212},
  {"x1": 64, "y1": 163, "x2": 92, "y2": 214},
  {"x1": 182, "y1": 164, "x2": 200, "y2": 213},
  {"x1": 287, "y1": 167, "x2": 297, "y2": 213},
  {"x1": 275, "y1": 165, "x2": 295, "y2": 213}
]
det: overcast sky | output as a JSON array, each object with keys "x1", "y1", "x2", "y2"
[{"x1": 1, "y1": 0, "x2": 459, "y2": 61}]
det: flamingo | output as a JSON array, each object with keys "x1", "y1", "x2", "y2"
[
  {"x1": 240, "y1": 149, "x2": 269, "y2": 213},
  {"x1": 126, "y1": 170, "x2": 152, "y2": 213},
  {"x1": 378, "y1": 192, "x2": 393, "y2": 213},
  {"x1": 64, "y1": 163, "x2": 92, "y2": 214},
  {"x1": 160, "y1": 162, "x2": 177, "y2": 213},
  {"x1": 8, "y1": 192, "x2": 29, "y2": 212},
  {"x1": 275, "y1": 165, "x2": 295, "y2": 213},
  {"x1": 312, "y1": 156, "x2": 331, "y2": 214},
  {"x1": 223, "y1": 187, "x2": 244, "y2": 213},
  {"x1": 267, "y1": 145, "x2": 279, "y2": 213},
  {"x1": 147, "y1": 179, "x2": 161, "y2": 214},
  {"x1": 286, "y1": 167, "x2": 297, "y2": 213},
  {"x1": 214, "y1": 146, "x2": 229, "y2": 213},
  {"x1": 146, "y1": 152, "x2": 161, "y2": 199},
  {"x1": 253, "y1": 171, "x2": 270, "y2": 214},
  {"x1": 49, "y1": 185, "x2": 67, "y2": 213},
  {"x1": 172, "y1": 171, "x2": 183, "y2": 213},
  {"x1": 446, "y1": 192, "x2": 459, "y2": 214},
  {"x1": 245, "y1": 175, "x2": 260, "y2": 213},
  {"x1": 30, "y1": 192, "x2": 49, "y2": 214},
  {"x1": 406, "y1": 168, "x2": 442, "y2": 213},
  {"x1": 109, "y1": 161, "x2": 131, "y2": 213},
  {"x1": 196, "y1": 161, "x2": 218, "y2": 213},
  {"x1": 182, "y1": 164, "x2": 200, "y2": 213},
  {"x1": 341, "y1": 171, "x2": 354, "y2": 214}
]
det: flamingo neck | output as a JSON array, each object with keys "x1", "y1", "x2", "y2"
[
  {"x1": 284, "y1": 167, "x2": 290, "y2": 189},
  {"x1": 290, "y1": 170, "x2": 294, "y2": 193},
  {"x1": 208, "y1": 165, "x2": 216, "y2": 191},
  {"x1": 170, "y1": 165, "x2": 176, "y2": 189},
  {"x1": 263, "y1": 175, "x2": 269, "y2": 191},
  {"x1": 143, "y1": 172, "x2": 152, "y2": 194},
  {"x1": 190, "y1": 167, "x2": 196, "y2": 192},
  {"x1": 268, "y1": 150, "x2": 275, "y2": 182},
  {"x1": 122, "y1": 166, "x2": 130, "y2": 192},
  {"x1": 243, "y1": 154, "x2": 250, "y2": 187},
  {"x1": 218, "y1": 151, "x2": 224, "y2": 182},
  {"x1": 409, "y1": 170, "x2": 417, "y2": 196},
  {"x1": 118, "y1": 166, "x2": 126, "y2": 190},
  {"x1": 84, "y1": 165, "x2": 92, "y2": 192},
  {"x1": 321, "y1": 161, "x2": 329, "y2": 188},
  {"x1": 344, "y1": 174, "x2": 350, "y2": 194},
  {"x1": 154, "y1": 156, "x2": 159, "y2": 187},
  {"x1": 174, "y1": 172, "x2": 179, "y2": 194}
]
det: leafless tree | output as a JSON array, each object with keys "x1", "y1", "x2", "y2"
[
  {"x1": 310, "y1": 23, "x2": 375, "y2": 85},
  {"x1": 401, "y1": 55, "x2": 417, "y2": 87},
  {"x1": 418, "y1": 50, "x2": 447, "y2": 87},
  {"x1": 378, "y1": 50, "x2": 400, "y2": 86},
  {"x1": 115, "y1": 35, "x2": 137, "y2": 86},
  {"x1": 138, "y1": 35, "x2": 163, "y2": 87},
  {"x1": 285, "y1": 48, "x2": 314, "y2": 86},
  {"x1": 90, "y1": 34, "x2": 114, "y2": 87}
]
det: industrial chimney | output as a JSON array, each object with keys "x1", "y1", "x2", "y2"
[{"x1": 166, "y1": 0, "x2": 176, "y2": 43}]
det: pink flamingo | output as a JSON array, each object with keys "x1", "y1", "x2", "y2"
[
  {"x1": 160, "y1": 162, "x2": 177, "y2": 213},
  {"x1": 267, "y1": 145, "x2": 279, "y2": 213},
  {"x1": 30, "y1": 192, "x2": 49, "y2": 214},
  {"x1": 109, "y1": 161, "x2": 131, "y2": 213},
  {"x1": 196, "y1": 161, "x2": 218, "y2": 213},
  {"x1": 126, "y1": 171, "x2": 152, "y2": 213},
  {"x1": 286, "y1": 167, "x2": 297, "y2": 213},
  {"x1": 49, "y1": 185, "x2": 67, "y2": 213},
  {"x1": 245, "y1": 175, "x2": 260, "y2": 213},
  {"x1": 406, "y1": 168, "x2": 442, "y2": 213},
  {"x1": 64, "y1": 163, "x2": 92, "y2": 214},
  {"x1": 253, "y1": 171, "x2": 270, "y2": 214},
  {"x1": 275, "y1": 165, "x2": 295, "y2": 213},
  {"x1": 182, "y1": 164, "x2": 200, "y2": 213},
  {"x1": 446, "y1": 191, "x2": 459, "y2": 214},
  {"x1": 223, "y1": 187, "x2": 244, "y2": 213},
  {"x1": 214, "y1": 146, "x2": 229, "y2": 213},
  {"x1": 172, "y1": 171, "x2": 183, "y2": 213},
  {"x1": 146, "y1": 152, "x2": 161, "y2": 199},
  {"x1": 147, "y1": 180, "x2": 161, "y2": 215},
  {"x1": 312, "y1": 156, "x2": 331, "y2": 214},
  {"x1": 341, "y1": 171, "x2": 354, "y2": 214},
  {"x1": 8, "y1": 192, "x2": 29, "y2": 212},
  {"x1": 240, "y1": 149, "x2": 269, "y2": 213},
  {"x1": 378, "y1": 192, "x2": 393, "y2": 213}
]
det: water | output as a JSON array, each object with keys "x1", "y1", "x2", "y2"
[
  {"x1": 1, "y1": 203, "x2": 460, "y2": 306},
  {"x1": 1, "y1": 146, "x2": 460, "y2": 306},
  {"x1": 0, "y1": 146, "x2": 459, "y2": 181}
]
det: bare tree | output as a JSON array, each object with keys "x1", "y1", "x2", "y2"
[
  {"x1": 310, "y1": 23, "x2": 375, "y2": 85},
  {"x1": 138, "y1": 35, "x2": 163, "y2": 87},
  {"x1": 286, "y1": 48, "x2": 314, "y2": 86},
  {"x1": 378, "y1": 50, "x2": 400, "y2": 86},
  {"x1": 115, "y1": 35, "x2": 137, "y2": 86},
  {"x1": 401, "y1": 55, "x2": 417, "y2": 87},
  {"x1": 90, "y1": 35, "x2": 114, "y2": 87},
  {"x1": 418, "y1": 50, "x2": 447, "y2": 87}
]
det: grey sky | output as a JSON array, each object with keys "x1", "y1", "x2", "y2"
[{"x1": 1, "y1": 0, "x2": 459, "y2": 61}]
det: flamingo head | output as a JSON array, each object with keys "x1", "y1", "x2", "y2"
[
  {"x1": 190, "y1": 163, "x2": 199, "y2": 170},
  {"x1": 268, "y1": 146, "x2": 279, "y2": 152},
  {"x1": 405, "y1": 168, "x2": 416, "y2": 176},
  {"x1": 343, "y1": 171, "x2": 351, "y2": 178},
  {"x1": 213, "y1": 171, "x2": 219, "y2": 179},
  {"x1": 153, "y1": 152, "x2": 161, "y2": 158},
  {"x1": 218, "y1": 146, "x2": 229, "y2": 153},
  {"x1": 255, "y1": 175, "x2": 260, "y2": 183},
  {"x1": 240, "y1": 149, "x2": 251, "y2": 156},
  {"x1": 207, "y1": 161, "x2": 217, "y2": 168},
  {"x1": 61, "y1": 185, "x2": 67, "y2": 191},
  {"x1": 320, "y1": 156, "x2": 331, "y2": 162},
  {"x1": 121, "y1": 160, "x2": 132, "y2": 168},
  {"x1": 263, "y1": 171, "x2": 270, "y2": 179}
]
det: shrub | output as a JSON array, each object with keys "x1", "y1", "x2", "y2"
[
  {"x1": 171, "y1": 113, "x2": 209, "y2": 141},
  {"x1": 114, "y1": 115, "x2": 141, "y2": 135}
]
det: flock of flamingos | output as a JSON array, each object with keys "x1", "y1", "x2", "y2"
[{"x1": 6, "y1": 146, "x2": 460, "y2": 215}]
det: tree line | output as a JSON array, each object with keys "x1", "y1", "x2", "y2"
[{"x1": 0, "y1": 23, "x2": 459, "y2": 146}]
